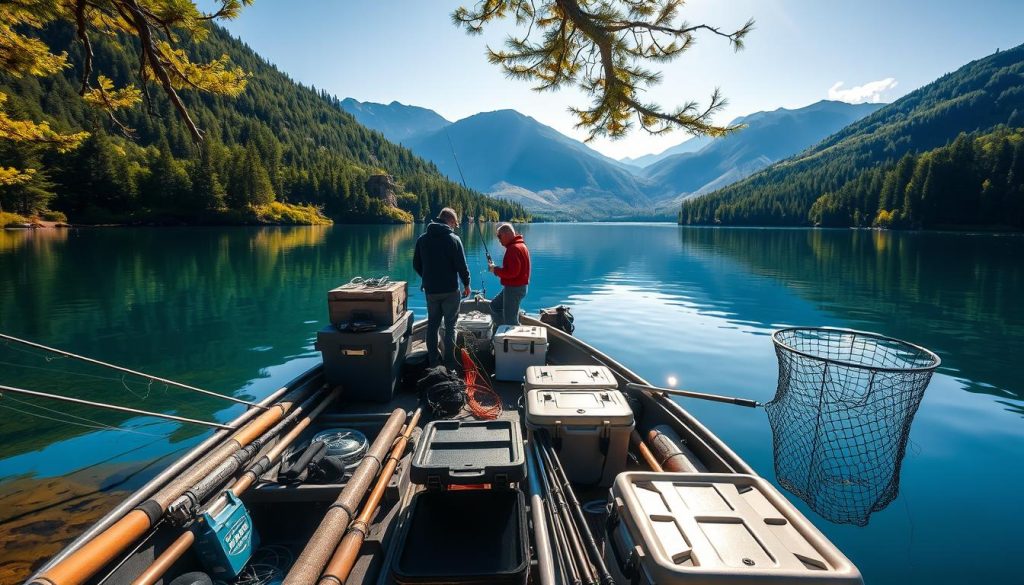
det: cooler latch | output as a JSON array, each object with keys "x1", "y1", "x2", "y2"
[
  {"x1": 600, "y1": 420, "x2": 611, "y2": 456},
  {"x1": 426, "y1": 475, "x2": 443, "y2": 491}
]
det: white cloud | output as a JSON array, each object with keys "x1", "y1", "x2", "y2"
[{"x1": 828, "y1": 78, "x2": 898, "y2": 104}]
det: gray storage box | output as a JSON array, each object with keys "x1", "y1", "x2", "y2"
[
  {"x1": 525, "y1": 389, "x2": 633, "y2": 486},
  {"x1": 606, "y1": 472, "x2": 863, "y2": 585},
  {"x1": 456, "y1": 311, "x2": 493, "y2": 353},
  {"x1": 315, "y1": 310, "x2": 411, "y2": 402},
  {"x1": 524, "y1": 365, "x2": 618, "y2": 392}
]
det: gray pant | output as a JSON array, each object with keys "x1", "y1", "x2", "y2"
[
  {"x1": 491, "y1": 285, "x2": 528, "y2": 327},
  {"x1": 426, "y1": 291, "x2": 461, "y2": 369}
]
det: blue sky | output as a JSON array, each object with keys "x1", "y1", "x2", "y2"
[{"x1": 207, "y1": 1, "x2": 1024, "y2": 159}]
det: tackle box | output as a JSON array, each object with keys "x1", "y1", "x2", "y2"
[
  {"x1": 328, "y1": 280, "x2": 407, "y2": 327},
  {"x1": 525, "y1": 389, "x2": 633, "y2": 486},
  {"x1": 493, "y1": 325, "x2": 548, "y2": 382},
  {"x1": 606, "y1": 472, "x2": 863, "y2": 585},
  {"x1": 392, "y1": 420, "x2": 528, "y2": 585},
  {"x1": 456, "y1": 310, "x2": 493, "y2": 352},
  {"x1": 315, "y1": 310, "x2": 411, "y2": 402},
  {"x1": 524, "y1": 365, "x2": 618, "y2": 392}
]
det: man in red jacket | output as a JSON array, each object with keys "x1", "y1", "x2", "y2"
[{"x1": 487, "y1": 223, "x2": 531, "y2": 326}]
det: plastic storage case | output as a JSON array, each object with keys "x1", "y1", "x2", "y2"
[
  {"x1": 606, "y1": 472, "x2": 863, "y2": 585},
  {"x1": 525, "y1": 389, "x2": 634, "y2": 486},
  {"x1": 456, "y1": 311, "x2": 493, "y2": 352},
  {"x1": 493, "y1": 325, "x2": 548, "y2": 382},
  {"x1": 315, "y1": 310, "x2": 411, "y2": 402},
  {"x1": 327, "y1": 280, "x2": 407, "y2": 327},
  {"x1": 524, "y1": 365, "x2": 618, "y2": 392},
  {"x1": 392, "y1": 420, "x2": 528, "y2": 585}
]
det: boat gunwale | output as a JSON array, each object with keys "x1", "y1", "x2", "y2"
[{"x1": 28, "y1": 366, "x2": 323, "y2": 582}]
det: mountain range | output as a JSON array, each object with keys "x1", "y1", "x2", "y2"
[
  {"x1": 680, "y1": 42, "x2": 1024, "y2": 229},
  {"x1": 342, "y1": 98, "x2": 884, "y2": 219}
]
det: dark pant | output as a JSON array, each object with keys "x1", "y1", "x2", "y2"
[
  {"x1": 426, "y1": 291, "x2": 461, "y2": 369},
  {"x1": 491, "y1": 285, "x2": 528, "y2": 327}
]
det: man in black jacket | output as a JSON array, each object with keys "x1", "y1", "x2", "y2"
[{"x1": 413, "y1": 207, "x2": 471, "y2": 370}]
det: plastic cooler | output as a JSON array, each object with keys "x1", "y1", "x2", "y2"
[
  {"x1": 391, "y1": 419, "x2": 528, "y2": 585},
  {"x1": 524, "y1": 365, "x2": 618, "y2": 392},
  {"x1": 456, "y1": 310, "x2": 493, "y2": 352},
  {"x1": 315, "y1": 310, "x2": 411, "y2": 402},
  {"x1": 493, "y1": 325, "x2": 548, "y2": 382},
  {"x1": 327, "y1": 280, "x2": 407, "y2": 327},
  {"x1": 525, "y1": 389, "x2": 633, "y2": 486},
  {"x1": 606, "y1": 472, "x2": 863, "y2": 585}
]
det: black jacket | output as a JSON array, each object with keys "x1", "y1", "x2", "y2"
[{"x1": 413, "y1": 221, "x2": 470, "y2": 294}]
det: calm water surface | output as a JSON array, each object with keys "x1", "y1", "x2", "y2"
[{"x1": 0, "y1": 224, "x2": 1021, "y2": 584}]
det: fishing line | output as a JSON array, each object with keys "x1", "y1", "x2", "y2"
[
  {"x1": 0, "y1": 399, "x2": 161, "y2": 437},
  {"x1": 0, "y1": 359, "x2": 175, "y2": 401}
]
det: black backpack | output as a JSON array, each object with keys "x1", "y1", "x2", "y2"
[{"x1": 540, "y1": 305, "x2": 575, "y2": 335}]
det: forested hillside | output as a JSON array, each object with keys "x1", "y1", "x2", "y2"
[
  {"x1": 0, "y1": 25, "x2": 527, "y2": 224},
  {"x1": 680, "y1": 44, "x2": 1024, "y2": 229}
]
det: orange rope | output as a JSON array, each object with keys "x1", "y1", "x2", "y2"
[{"x1": 461, "y1": 348, "x2": 502, "y2": 420}]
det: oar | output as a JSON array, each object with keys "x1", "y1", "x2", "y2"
[
  {"x1": 0, "y1": 332, "x2": 265, "y2": 409},
  {"x1": 0, "y1": 384, "x2": 232, "y2": 429},
  {"x1": 630, "y1": 430, "x2": 663, "y2": 472},
  {"x1": 625, "y1": 382, "x2": 761, "y2": 408},
  {"x1": 30, "y1": 387, "x2": 313, "y2": 585},
  {"x1": 132, "y1": 387, "x2": 342, "y2": 585},
  {"x1": 282, "y1": 408, "x2": 408, "y2": 585},
  {"x1": 318, "y1": 407, "x2": 422, "y2": 585}
]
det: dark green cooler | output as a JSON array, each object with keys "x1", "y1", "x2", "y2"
[{"x1": 315, "y1": 310, "x2": 412, "y2": 402}]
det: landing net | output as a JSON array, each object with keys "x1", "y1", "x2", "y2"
[{"x1": 766, "y1": 327, "x2": 940, "y2": 526}]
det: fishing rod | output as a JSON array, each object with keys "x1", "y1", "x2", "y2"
[
  {"x1": 525, "y1": 442, "x2": 557, "y2": 585},
  {"x1": 444, "y1": 130, "x2": 492, "y2": 264},
  {"x1": 534, "y1": 437, "x2": 595, "y2": 585},
  {"x1": 319, "y1": 406, "x2": 423, "y2": 585},
  {"x1": 625, "y1": 382, "x2": 761, "y2": 408},
  {"x1": 166, "y1": 385, "x2": 330, "y2": 523},
  {"x1": 30, "y1": 387, "x2": 311, "y2": 585},
  {"x1": 283, "y1": 408, "x2": 408, "y2": 585},
  {"x1": 0, "y1": 332, "x2": 266, "y2": 409},
  {"x1": 133, "y1": 387, "x2": 342, "y2": 585},
  {"x1": 538, "y1": 431, "x2": 616, "y2": 585},
  {"x1": 0, "y1": 384, "x2": 233, "y2": 430}
]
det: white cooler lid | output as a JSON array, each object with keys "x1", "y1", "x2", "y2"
[
  {"x1": 525, "y1": 365, "x2": 617, "y2": 389},
  {"x1": 610, "y1": 472, "x2": 862, "y2": 584},
  {"x1": 494, "y1": 325, "x2": 548, "y2": 344},
  {"x1": 526, "y1": 389, "x2": 633, "y2": 427}
]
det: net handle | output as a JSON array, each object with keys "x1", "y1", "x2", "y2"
[{"x1": 772, "y1": 326, "x2": 941, "y2": 373}]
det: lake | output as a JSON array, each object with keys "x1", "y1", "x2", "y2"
[{"x1": 1, "y1": 224, "x2": 1021, "y2": 584}]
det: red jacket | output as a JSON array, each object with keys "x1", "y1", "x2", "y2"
[{"x1": 494, "y1": 235, "x2": 530, "y2": 286}]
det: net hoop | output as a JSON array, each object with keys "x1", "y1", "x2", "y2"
[{"x1": 772, "y1": 327, "x2": 940, "y2": 374}]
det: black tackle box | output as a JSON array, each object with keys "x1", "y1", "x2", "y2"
[
  {"x1": 315, "y1": 310, "x2": 412, "y2": 402},
  {"x1": 391, "y1": 419, "x2": 528, "y2": 585}
]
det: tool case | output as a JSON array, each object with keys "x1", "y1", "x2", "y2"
[
  {"x1": 328, "y1": 280, "x2": 408, "y2": 327},
  {"x1": 315, "y1": 310, "x2": 412, "y2": 402},
  {"x1": 391, "y1": 419, "x2": 529, "y2": 584}
]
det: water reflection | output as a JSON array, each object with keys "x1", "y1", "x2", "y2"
[{"x1": 1, "y1": 224, "x2": 1022, "y2": 585}]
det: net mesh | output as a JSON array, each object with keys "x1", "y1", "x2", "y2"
[{"x1": 766, "y1": 327, "x2": 939, "y2": 527}]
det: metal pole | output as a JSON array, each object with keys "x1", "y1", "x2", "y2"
[
  {"x1": 0, "y1": 384, "x2": 233, "y2": 429},
  {"x1": 0, "y1": 332, "x2": 265, "y2": 409},
  {"x1": 625, "y1": 382, "x2": 760, "y2": 408},
  {"x1": 526, "y1": 443, "x2": 556, "y2": 585}
]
